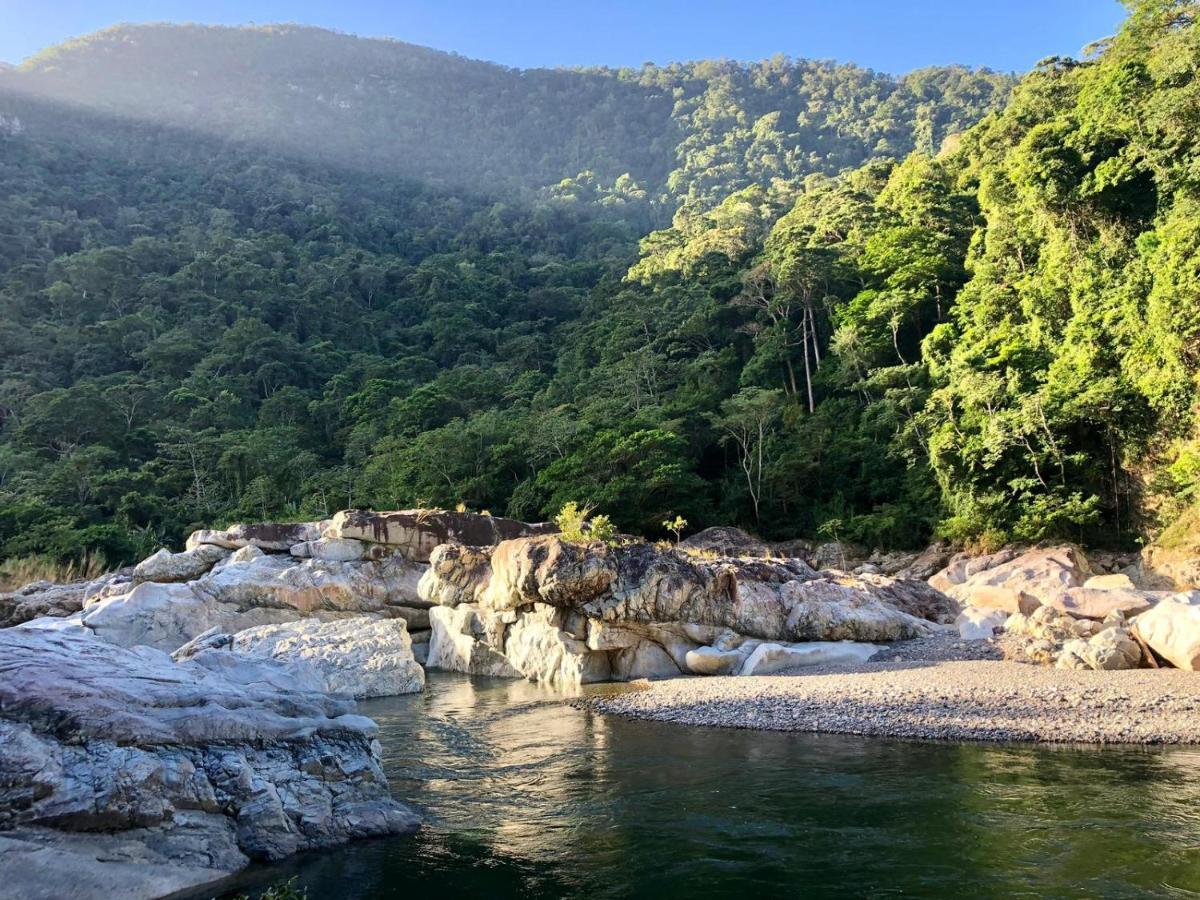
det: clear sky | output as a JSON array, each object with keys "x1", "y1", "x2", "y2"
[{"x1": 2, "y1": 0, "x2": 1128, "y2": 73}]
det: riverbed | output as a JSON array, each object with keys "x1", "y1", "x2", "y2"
[{"x1": 206, "y1": 672, "x2": 1200, "y2": 898}]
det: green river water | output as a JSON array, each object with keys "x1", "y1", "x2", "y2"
[{"x1": 208, "y1": 672, "x2": 1200, "y2": 899}]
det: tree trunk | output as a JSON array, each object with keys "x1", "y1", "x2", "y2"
[{"x1": 801, "y1": 316, "x2": 815, "y2": 414}]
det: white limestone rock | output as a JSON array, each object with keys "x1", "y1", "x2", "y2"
[
  {"x1": 426, "y1": 605, "x2": 521, "y2": 678},
  {"x1": 132, "y1": 544, "x2": 230, "y2": 584},
  {"x1": 1056, "y1": 626, "x2": 1143, "y2": 671},
  {"x1": 1049, "y1": 585, "x2": 1161, "y2": 620},
  {"x1": 931, "y1": 546, "x2": 1091, "y2": 615},
  {"x1": 28, "y1": 581, "x2": 308, "y2": 652},
  {"x1": 191, "y1": 617, "x2": 425, "y2": 698},
  {"x1": 685, "y1": 645, "x2": 744, "y2": 675},
  {"x1": 956, "y1": 606, "x2": 1008, "y2": 640},
  {"x1": 1132, "y1": 592, "x2": 1200, "y2": 670},
  {"x1": 0, "y1": 571, "x2": 132, "y2": 628},
  {"x1": 738, "y1": 640, "x2": 880, "y2": 675},
  {"x1": 504, "y1": 605, "x2": 610, "y2": 685}
]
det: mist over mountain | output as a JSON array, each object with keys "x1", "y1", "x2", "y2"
[{"x1": 1, "y1": 23, "x2": 1012, "y2": 210}]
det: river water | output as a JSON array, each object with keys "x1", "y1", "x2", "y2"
[{"x1": 213, "y1": 672, "x2": 1200, "y2": 899}]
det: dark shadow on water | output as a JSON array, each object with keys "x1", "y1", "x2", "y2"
[{"x1": 202, "y1": 672, "x2": 1200, "y2": 900}]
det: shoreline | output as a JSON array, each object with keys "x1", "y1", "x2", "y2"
[{"x1": 579, "y1": 655, "x2": 1200, "y2": 745}]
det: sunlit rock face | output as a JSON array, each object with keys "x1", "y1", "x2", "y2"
[
  {"x1": 0, "y1": 628, "x2": 418, "y2": 899},
  {"x1": 172, "y1": 616, "x2": 426, "y2": 698},
  {"x1": 1133, "y1": 593, "x2": 1200, "y2": 670},
  {"x1": 420, "y1": 535, "x2": 950, "y2": 685},
  {"x1": 930, "y1": 546, "x2": 1093, "y2": 614}
]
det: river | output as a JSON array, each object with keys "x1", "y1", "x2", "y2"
[{"x1": 209, "y1": 672, "x2": 1200, "y2": 899}]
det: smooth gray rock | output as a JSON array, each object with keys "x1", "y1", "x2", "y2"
[
  {"x1": 0, "y1": 628, "x2": 418, "y2": 899},
  {"x1": 0, "y1": 571, "x2": 131, "y2": 628},
  {"x1": 197, "y1": 617, "x2": 426, "y2": 698},
  {"x1": 25, "y1": 553, "x2": 429, "y2": 653}
]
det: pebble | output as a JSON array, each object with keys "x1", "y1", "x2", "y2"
[{"x1": 578, "y1": 636, "x2": 1200, "y2": 744}]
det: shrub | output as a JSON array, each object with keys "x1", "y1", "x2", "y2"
[{"x1": 555, "y1": 501, "x2": 617, "y2": 546}]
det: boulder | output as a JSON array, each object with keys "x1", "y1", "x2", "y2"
[
  {"x1": 179, "y1": 617, "x2": 425, "y2": 698},
  {"x1": 956, "y1": 606, "x2": 1008, "y2": 640},
  {"x1": 0, "y1": 628, "x2": 417, "y2": 899},
  {"x1": 608, "y1": 639, "x2": 682, "y2": 680},
  {"x1": 952, "y1": 584, "x2": 1038, "y2": 616},
  {"x1": 781, "y1": 581, "x2": 933, "y2": 641},
  {"x1": 327, "y1": 509, "x2": 556, "y2": 561},
  {"x1": 25, "y1": 551, "x2": 428, "y2": 653},
  {"x1": 897, "y1": 543, "x2": 954, "y2": 581},
  {"x1": 934, "y1": 546, "x2": 1092, "y2": 613},
  {"x1": 1056, "y1": 626, "x2": 1143, "y2": 671},
  {"x1": 417, "y1": 542, "x2": 492, "y2": 607},
  {"x1": 132, "y1": 544, "x2": 230, "y2": 584},
  {"x1": 195, "y1": 552, "x2": 426, "y2": 614},
  {"x1": 808, "y1": 541, "x2": 869, "y2": 572},
  {"x1": 1132, "y1": 593, "x2": 1200, "y2": 670},
  {"x1": 860, "y1": 549, "x2": 920, "y2": 576},
  {"x1": 405, "y1": 535, "x2": 952, "y2": 685},
  {"x1": 1001, "y1": 605, "x2": 1109, "y2": 666},
  {"x1": 32, "y1": 581, "x2": 310, "y2": 652},
  {"x1": 504, "y1": 605, "x2": 611, "y2": 685},
  {"x1": 185, "y1": 521, "x2": 321, "y2": 552},
  {"x1": 227, "y1": 544, "x2": 266, "y2": 565},
  {"x1": 738, "y1": 640, "x2": 879, "y2": 675},
  {"x1": 0, "y1": 571, "x2": 131, "y2": 628},
  {"x1": 678, "y1": 526, "x2": 770, "y2": 557},
  {"x1": 468, "y1": 536, "x2": 942, "y2": 642},
  {"x1": 1048, "y1": 586, "x2": 1157, "y2": 620},
  {"x1": 685, "y1": 645, "x2": 743, "y2": 675}
]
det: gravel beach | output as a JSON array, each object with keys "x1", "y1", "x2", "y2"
[{"x1": 581, "y1": 638, "x2": 1200, "y2": 744}]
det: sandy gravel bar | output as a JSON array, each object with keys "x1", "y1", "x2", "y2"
[{"x1": 581, "y1": 660, "x2": 1200, "y2": 744}]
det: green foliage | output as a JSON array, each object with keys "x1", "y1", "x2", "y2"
[
  {"x1": 7, "y1": 11, "x2": 1200, "y2": 563},
  {"x1": 554, "y1": 502, "x2": 617, "y2": 546}
]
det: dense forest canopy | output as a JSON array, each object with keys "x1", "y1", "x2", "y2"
[{"x1": 2, "y1": 4, "x2": 1198, "y2": 567}]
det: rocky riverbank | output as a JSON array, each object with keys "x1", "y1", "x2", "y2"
[
  {"x1": 3, "y1": 509, "x2": 1200, "y2": 896},
  {"x1": 581, "y1": 653, "x2": 1200, "y2": 744}
]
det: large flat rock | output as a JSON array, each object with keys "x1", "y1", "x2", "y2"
[{"x1": 0, "y1": 628, "x2": 418, "y2": 898}]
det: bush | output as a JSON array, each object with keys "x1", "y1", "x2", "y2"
[{"x1": 554, "y1": 501, "x2": 617, "y2": 546}]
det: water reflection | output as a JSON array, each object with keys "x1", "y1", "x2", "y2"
[{"x1": 209, "y1": 673, "x2": 1200, "y2": 899}]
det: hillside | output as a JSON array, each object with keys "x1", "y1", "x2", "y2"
[
  {"x1": 1, "y1": 23, "x2": 1012, "y2": 212},
  {"x1": 4, "y1": 8, "x2": 1199, "y2": 568}
]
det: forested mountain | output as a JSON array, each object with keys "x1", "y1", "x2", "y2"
[
  {"x1": 4, "y1": 5, "x2": 1197, "y2": 568},
  {"x1": 1, "y1": 23, "x2": 1011, "y2": 216}
]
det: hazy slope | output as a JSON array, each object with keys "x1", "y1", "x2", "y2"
[{"x1": 1, "y1": 23, "x2": 1012, "y2": 207}]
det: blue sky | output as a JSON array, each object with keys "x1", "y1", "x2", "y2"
[{"x1": 2, "y1": 1, "x2": 1128, "y2": 72}]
